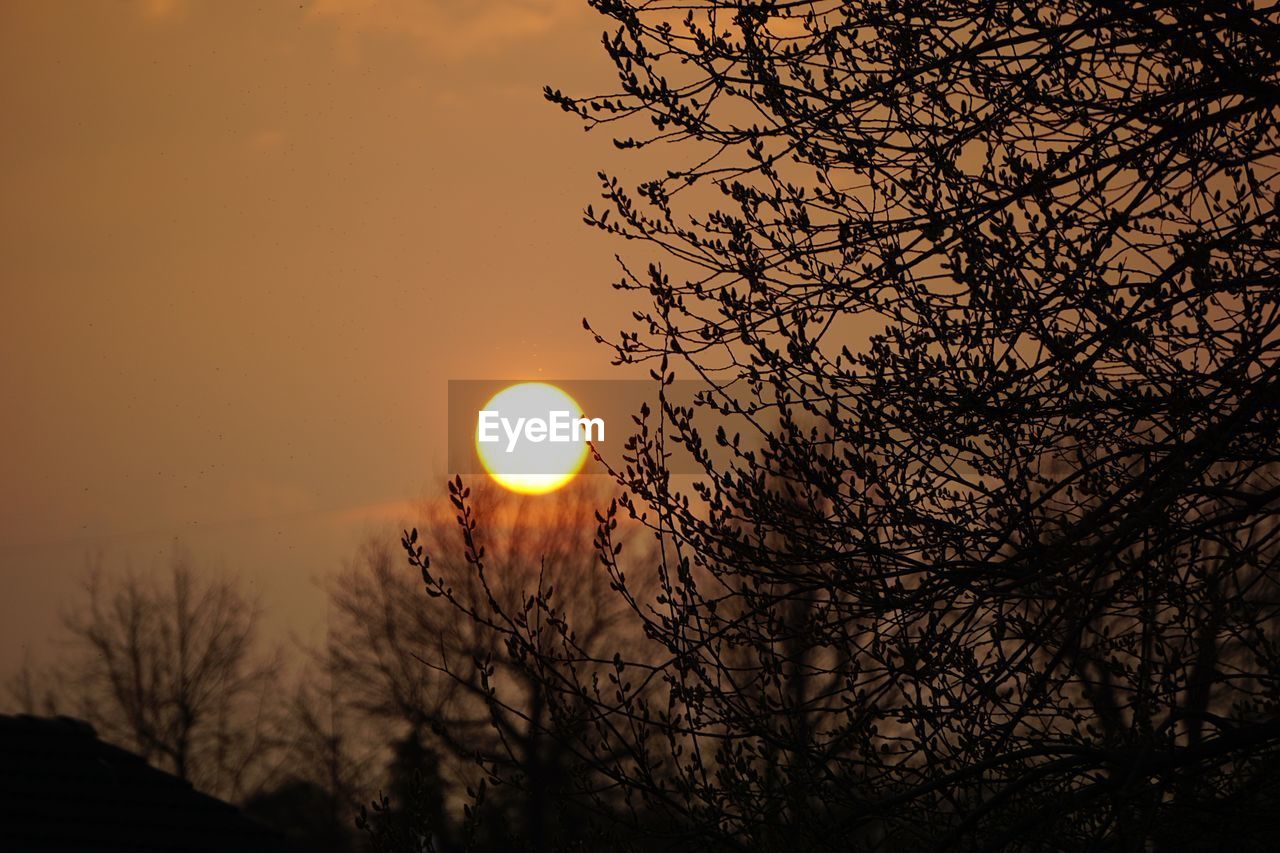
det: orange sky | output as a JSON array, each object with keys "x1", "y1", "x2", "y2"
[{"x1": 0, "y1": 1, "x2": 641, "y2": 671}]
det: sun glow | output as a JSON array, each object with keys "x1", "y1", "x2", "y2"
[{"x1": 475, "y1": 382, "x2": 591, "y2": 495}]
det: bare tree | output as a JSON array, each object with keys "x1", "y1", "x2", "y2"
[
  {"x1": 7, "y1": 653, "x2": 60, "y2": 717},
  {"x1": 43, "y1": 550, "x2": 278, "y2": 801},
  {"x1": 276, "y1": 664, "x2": 373, "y2": 815},
  {"x1": 245, "y1": 665, "x2": 369, "y2": 853},
  {"x1": 331, "y1": 480, "x2": 653, "y2": 850},
  {"x1": 400, "y1": 2, "x2": 1280, "y2": 851}
]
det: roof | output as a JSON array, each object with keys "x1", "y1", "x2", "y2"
[{"x1": 0, "y1": 714, "x2": 291, "y2": 852}]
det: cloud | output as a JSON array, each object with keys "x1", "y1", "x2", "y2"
[{"x1": 306, "y1": 0, "x2": 591, "y2": 60}]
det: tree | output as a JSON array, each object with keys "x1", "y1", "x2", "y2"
[
  {"x1": 406, "y1": 2, "x2": 1280, "y2": 850},
  {"x1": 250, "y1": 664, "x2": 372, "y2": 853},
  {"x1": 243, "y1": 777, "x2": 358, "y2": 853},
  {"x1": 12, "y1": 550, "x2": 279, "y2": 801},
  {"x1": 332, "y1": 481, "x2": 653, "y2": 851}
]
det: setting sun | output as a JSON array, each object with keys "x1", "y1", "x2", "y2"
[{"x1": 475, "y1": 382, "x2": 591, "y2": 495}]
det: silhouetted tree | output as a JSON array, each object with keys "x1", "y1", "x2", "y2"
[
  {"x1": 405, "y1": 2, "x2": 1280, "y2": 851},
  {"x1": 335, "y1": 481, "x2": 652, "y2": 851},
  {"x1": 244, "y1": 777, "x2": 357, "y2": 853},
  {"x1": 376, "y1": 728, "x2": 452, "y2": 850},
  {"x1": 255, "y1": 665, "x2": 373, "y2": 852},
  {"x1": 6, "y1": 654, "x2": 59, "y2": 717},
  {"x1": 9, "y1": 550, "x2": 279, "y2": 801}
]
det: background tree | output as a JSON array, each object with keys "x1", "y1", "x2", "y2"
[
  {"x1": 7, "y1": 549, "x2": 279, "y2": 802},
  {"x1": 406, "y1": 2, "x2": 1280, "y2": 851},
  {"x1": 247, "y1": 665, "x2": 372, "y2": 853},
  {"x1": 333, "y1": 480, "x2": 654, "y2": 851},
  {"x1": 72, "y1": 553, "x2": 279, "y2": 801},
  {"x1": 244, "y1": 776, "x2": 358, "y2": 853}
]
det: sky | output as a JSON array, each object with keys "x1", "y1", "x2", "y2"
[{"x1": 0, "y1": 0, "x2": 641, "y2": 672}]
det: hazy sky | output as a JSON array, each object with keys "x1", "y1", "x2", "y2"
[{"x1": 0, "y1": 1, "x2": 640, "y2": 670}]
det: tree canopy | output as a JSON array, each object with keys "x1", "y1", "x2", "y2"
[{"x1": 411, "y1": 2, "x2": 1280, "y2": 850}]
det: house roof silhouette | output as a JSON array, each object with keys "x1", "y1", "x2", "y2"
[{"x1": 0, "y1": 714, "x2": 291, "y2": 852}]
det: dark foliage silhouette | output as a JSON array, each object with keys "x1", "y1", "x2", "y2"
[
  {"x1": 244, "y1": 777, "x2": 356, "y2": 853},
  {"x1": 400, "y1": 2, "x2": 1280, "y2": 851}
]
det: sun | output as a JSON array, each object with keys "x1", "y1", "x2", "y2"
[{"x1": 475, "y1": 382, "x2": 591, "y2": 495}]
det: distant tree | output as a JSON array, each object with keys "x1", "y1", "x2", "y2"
[
  {"x1": 355, "y1": 728, "x2": 453, "y2": 853},
  {"x1": 385, "y1": 728, "x2": 449, "y2": 841},
  {"x1": 332, "y1": 481, "x2": 651, "y2": 851},
  {"x1": 251, "y1": 665, "x2": 373, "y2": 853},
  {"x1": 11, "y1": 550, "x2": 279, "y2": 801},
  {"x1": 244, "y1": 777, "x2": 357, "y2": 853},
  {"x1": 402, "y1": 2, "x2": 1280, "y2": 851},
  {"x1": 6, "y1": 653, "x2": 60, "y2": 717}
]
